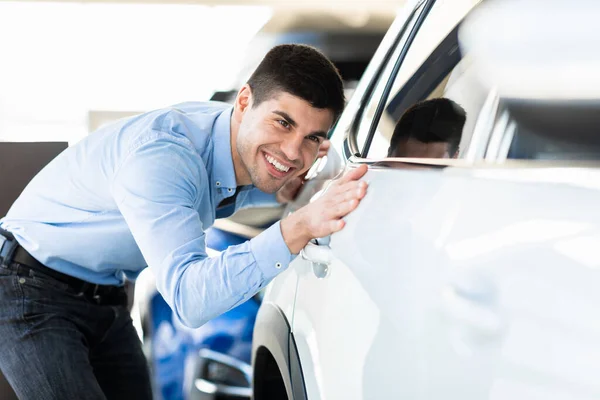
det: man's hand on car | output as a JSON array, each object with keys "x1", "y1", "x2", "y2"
[{"x1": 280, "y1": 164, "x2": 368, "y2": 254}]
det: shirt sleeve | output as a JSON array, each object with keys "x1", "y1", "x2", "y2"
[{"x1": 111, "y1": 132, "x2": 294, "y2": 328}]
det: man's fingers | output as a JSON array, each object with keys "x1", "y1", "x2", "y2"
[
  {"x1": 329, "y1": 219, "x2": 345, "y2": 234},
  {"x1": 331, "y1": 199, "x2": 359, "y2": 218},
  {"x1": 306, "y1": 165, "x2": 368, "y2": 238},
  {"x1": 335, "y1": 180, "x2": 368, "y2": 202},
  {"x1": 338, "y1": 164, "x2": 368, "y2": 184}
]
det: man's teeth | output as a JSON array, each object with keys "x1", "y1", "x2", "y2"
[{"x1": 266, "y1": 155, "x2": 290, "y2": 173}]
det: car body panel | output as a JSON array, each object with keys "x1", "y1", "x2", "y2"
[{"x1": 290, "y1": 163, "x2": 600, "y2": 399}]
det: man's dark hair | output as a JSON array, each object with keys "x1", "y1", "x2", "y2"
[
  {"x1": 387, "y1": 98, "x2": 466, "y2": 157},
  {"x1": 247, "y1": 44, "x2": 345, "y2": 122}
]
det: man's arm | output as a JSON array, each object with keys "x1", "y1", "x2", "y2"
[
  {"x1": 111, "y1": 133, "x2": 293, "y2": 328},
  {"x1": 111, "y1": 134, "x2": 367, "y2": 328}
]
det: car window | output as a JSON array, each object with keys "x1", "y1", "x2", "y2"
[{"x1": 359, "y1": 0, "x2": 484, "y2": 160}]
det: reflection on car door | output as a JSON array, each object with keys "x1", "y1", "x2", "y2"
[{"x1": 293, "y1": 162, "x2": 479, "y2": 399}]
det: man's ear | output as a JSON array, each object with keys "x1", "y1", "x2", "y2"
[{"x1": 233, "y1": 84, "x2": 252, "y2": 123}]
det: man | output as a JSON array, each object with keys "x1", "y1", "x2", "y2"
[
  {"x1": 387, "y1": 98, "x2": 466, "y2": 159},
  {"x1": 0, "y1": 44, "x2": 368, "y2": 399}
]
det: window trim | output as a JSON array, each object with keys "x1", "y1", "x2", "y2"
[
  {"x1": 359, "y1": 0, "x2": 437, "y2": 157},
  {"x1": 345, "y1": 0, "x2": 432, "y2": 159}
]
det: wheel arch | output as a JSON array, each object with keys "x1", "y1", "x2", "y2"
[{"x1": 252, "y1": 302, "x2": 307, "y2": 400}]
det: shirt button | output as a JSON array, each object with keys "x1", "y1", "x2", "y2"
[
  {"x1": 18, "y1": 278, "x2": 26, "y2": 284},
  {"x1": 216, "y1": 181, "x2": 221, "y2": 187},
  {"x1": 275, "y1": 262, "x2": 282, "y2": 269}
]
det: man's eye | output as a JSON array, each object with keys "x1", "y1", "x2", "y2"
[
  {"x1": 307, "y1": 135, "x2": 321, "y2": 143},
  {"x1": 278, "y1": 120, "x2": 290, "y2": 129}
]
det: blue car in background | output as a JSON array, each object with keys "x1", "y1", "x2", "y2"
[
  {"x1": 143, "y1": 223, "x2": 271, "y2": 400},
  {"x1": 137, "y1": 204, "x2": 283, "y2": 400}
]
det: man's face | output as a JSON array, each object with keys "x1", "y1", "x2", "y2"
[{"x1": 235, "y1": 90, "x2": 334, "y2": 193}]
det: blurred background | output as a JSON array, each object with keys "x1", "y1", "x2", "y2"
[
  {"x1": 0, "y1": 0, "x2": 399, "y2": 143},
  {"x1": 4, "y1": 1, "x2": 600, "y2": 400}
]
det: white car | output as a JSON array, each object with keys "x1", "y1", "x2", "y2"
[{"x1": 251, "y1": 0, "x2": 600, "y2": 399}]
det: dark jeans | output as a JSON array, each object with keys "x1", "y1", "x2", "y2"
[{"x1": 0, "y1": 261, "x2": 152, "y2": 400}]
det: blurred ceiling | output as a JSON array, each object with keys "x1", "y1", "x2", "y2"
[
  {"x1": 10, "y1": 0, "x2": 402, "y2": 11},
  {"x1": 261, "y1": 10, "x2": 394, "y2": 33},
  {"x1": 9, "y1": 0, "x2": 400, "y2": 33}
]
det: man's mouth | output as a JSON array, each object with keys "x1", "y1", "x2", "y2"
[{"x1": 263, "y1": 152, "x2": 295, "y2": 177}]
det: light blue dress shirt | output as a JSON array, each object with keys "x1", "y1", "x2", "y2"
[{"x1": 0, "y1": 102, "x2": 294, "y2": 328}]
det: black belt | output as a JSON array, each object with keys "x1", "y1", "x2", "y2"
[
  {"x1": 1, "y1": 229, "x2": 124, "y2": 303},
  {"x1": 12, "y1": 246, "x2": 90, "y2": 290}
]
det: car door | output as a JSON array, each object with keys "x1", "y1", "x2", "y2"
[{"x1": 287, "y1": 0, "x2": 488, "y2": 399}]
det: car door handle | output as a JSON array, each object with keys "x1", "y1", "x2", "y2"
[{"x1": 300, "y1": 239, "x2": 332, "y2": 279}]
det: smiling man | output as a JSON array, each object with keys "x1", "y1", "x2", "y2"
[{"x1": 0, "y1": 44, "x2": 368, "y2": 399}]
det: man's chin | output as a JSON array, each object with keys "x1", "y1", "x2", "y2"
[{"x1": 252, "y1": 168, "x2": 305, "y2": 193}]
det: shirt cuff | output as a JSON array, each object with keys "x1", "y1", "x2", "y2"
[{"x1": 250, "y1": 221, "x2": 295, "y2": 281}]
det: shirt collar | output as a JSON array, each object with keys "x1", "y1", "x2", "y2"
[{"x1": 211, "y1": 106, "x2": 238, "y2": 196}]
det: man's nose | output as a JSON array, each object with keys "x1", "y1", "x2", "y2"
[{"x1": 280, "y1": 135, "x2": 303, "y2": 162}]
